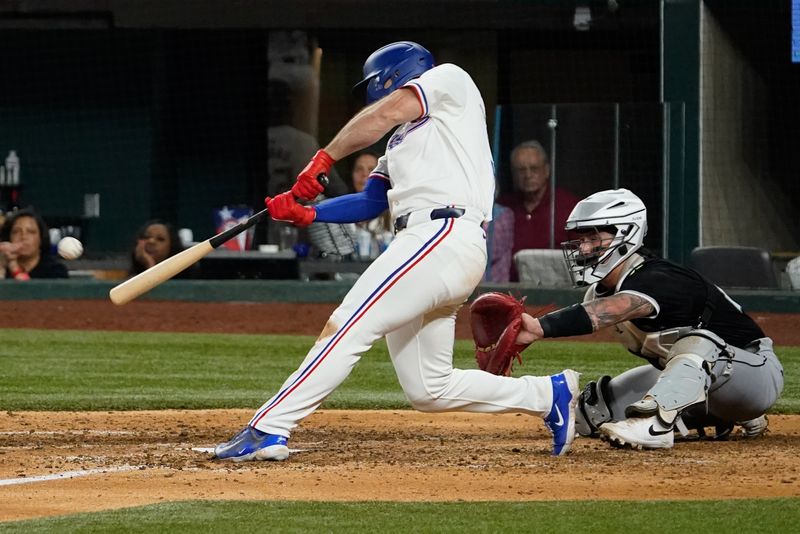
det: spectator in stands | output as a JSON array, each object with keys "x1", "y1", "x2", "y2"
[
  {"x1": 0, "y1": 208, "x2": 68, "y2": 280},
  {"x1": 497, "y1": 140, "x2": 579, "y2": 281},
  {"x1": 350, "y1": 150, "x2": 379, "y2": 193},
  {"x1": 129, "y1": 220, "x2": 187, "y2": 277},
  {"x1": 351, "y1": 150, "x2": 392, "y2": 258},
  {"x1": 267, "y1": 79, "x2": 348, "y2": 248},
  {"x1": 484, "y1": 202, "x2": 514, "y2": 282},
  {"x1": 267, "y1": 79, "x2": 348, "y2": 199}
]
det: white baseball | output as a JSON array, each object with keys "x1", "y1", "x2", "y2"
[{"x1": 57, "y1": 236, "x2": 83, "y2": 260}]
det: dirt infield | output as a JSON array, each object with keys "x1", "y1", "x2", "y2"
[
  {"x1": 1, "y1": 300, "x2": 799, "y2": 522},
  {"x1": 2, "y1": 410, "x2": 800, "y2": 522}
]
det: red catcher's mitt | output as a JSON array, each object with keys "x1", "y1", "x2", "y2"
[{"x1": 470, "y1": 292, "x2": 531, "y2": 376}]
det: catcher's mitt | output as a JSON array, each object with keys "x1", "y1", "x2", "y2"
[{"x1": 470, "y1": 292, "x2": 531, "y2": 376}]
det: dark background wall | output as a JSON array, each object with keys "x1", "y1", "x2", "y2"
[
  {"x1": 0, "y1": 31, "x2": 155, "y2": 250},
  {"x1": 0, "y1": 30, "x2": 267, "y2": 250},
  {"x1": 0, "y1": 0, "x2": 796, "y2": 258}
]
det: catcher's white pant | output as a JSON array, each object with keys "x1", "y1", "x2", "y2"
[{"x1": 249, "y1": 211, "x2": 556, "y2": 437}]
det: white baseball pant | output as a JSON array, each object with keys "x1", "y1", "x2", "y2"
[{"x1": 249, "y1": 210, "x2": 555, "y2": 437}]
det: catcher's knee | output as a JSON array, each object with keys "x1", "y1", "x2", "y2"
[
  {"x1": 669, "y1": 329, "x2": 725, "y2": 366},
  {"x1": 645, "y1": 329, "x2": 725, "y2": 421}
]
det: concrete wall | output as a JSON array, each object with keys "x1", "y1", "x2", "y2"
[{"x1": 1, "y1": 279, "x2": 797, "y2": 312}]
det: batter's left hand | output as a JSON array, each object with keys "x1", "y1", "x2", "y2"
[{"x1": 265, "y1": 192, "x2": 316, "y2": 227}]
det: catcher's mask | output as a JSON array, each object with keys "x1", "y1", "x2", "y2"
[
  {"x1": 561, "y1": 188, "x2": 647, "y2": 286},
  {"x1": 352, "y1": 41, "x2": 435, "y2": 104}
]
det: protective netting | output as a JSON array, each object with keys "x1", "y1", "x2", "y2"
[
  {"x1": 700, "y1": 1, "x2": 800, "y2": 253},
  {"x1": 0, "y1": 5, "x2": 795, "y2": 272}
]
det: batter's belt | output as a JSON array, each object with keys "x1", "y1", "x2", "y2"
[{"x1": 393, "y1": 207, "x2": 466, "y2": 234}]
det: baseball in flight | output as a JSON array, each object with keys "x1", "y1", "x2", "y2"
[{"x1": 57, "y1": 236, "x2": 83, "y2": 260}]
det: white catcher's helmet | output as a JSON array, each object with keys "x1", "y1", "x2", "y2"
[{"x1": 562, "y1": 188, "x2": 647, "y2": 286}]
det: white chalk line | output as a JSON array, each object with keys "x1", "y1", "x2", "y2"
[
  {"x1": 1, "y1": 452, "x2": 315, "y2": 487},
  {"x1": 0, "y1": 443, "x2": 315, "y2": 486},
  {"x1": 0, "y1": 465, "x2": 145, "y2": 487}
]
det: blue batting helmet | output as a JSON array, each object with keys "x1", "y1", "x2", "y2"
[{"x1": 353, "y1": 41, "x2": 435, "y2": 103}]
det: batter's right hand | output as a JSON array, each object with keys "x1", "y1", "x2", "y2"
[
  {"x1": 265, "y1": 192, "x2": 316, "y2": 227},
  {"x1": 292, "y1": 149, "x2": 334, "y2": 200}
]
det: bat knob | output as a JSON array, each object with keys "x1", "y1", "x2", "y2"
[{"x1": 316, "y1": 173, "x2": 330, "y2": 187}]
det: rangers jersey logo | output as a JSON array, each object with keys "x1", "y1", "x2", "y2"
[
  {"x1": 388, "y1": 117, "x2": 430, "y2": 150},
  {"x1": 388, "y1": 130, "x2": 405, "y2": 150}
]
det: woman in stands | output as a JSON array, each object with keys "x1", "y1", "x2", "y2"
[
  {"x1": 0, "y1": 208, "x2": 68, "y2": 280},
  {"x1": 128, "y1": 219, "x2": 190, "y2": 277}
]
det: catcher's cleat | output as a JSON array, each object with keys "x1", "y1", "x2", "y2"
[
  {"x1": 214, "y1": 426, "x2": 290, "y2": 462},
  {"x1": 544, "y1": 369, "x2": 580, "y2": 456},
  {"x1": 738, "y1": 415, "x2": 769, "y2": 438},
  {"x1": 599, "y1": 415, "x2": 674, "y2": 450}
]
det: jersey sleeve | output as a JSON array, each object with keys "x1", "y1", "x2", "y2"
[
  {"x1": 313, "y1": 177, "x2": 390, "y2": 223},
  {"x1": 371, "y1": 154, "x2": 390, "y2": 181},
  {"x1": 403, "y1": 64, "x2": 468, "y2": 119},
  {"x1": 619, "y1": 261, "x2": 709, "y2": 321},
  {"x1": 617, "y1": 269, "x2": 667, "y2": 320}
]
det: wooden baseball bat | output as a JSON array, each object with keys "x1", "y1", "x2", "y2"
[
  {"x1": 109, "y1": 209, "x2": 268, "y2": 305},
  {"x1": 109, "y1": 175, "x2": 328, "y2": 305}
]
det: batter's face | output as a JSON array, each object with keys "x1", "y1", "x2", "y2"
[
  {"x1": 511, "y1": 147, "x2": 550, "y2": 195},
  {"x1": 141, "y1": 224, "x2": 171, "y2": 264},
  {"x1": 9, "y1": 216, "x2": 41, "y2": 259},
  {"x1": 351, "y1": 153, "x2": 379, "y2": 193}
]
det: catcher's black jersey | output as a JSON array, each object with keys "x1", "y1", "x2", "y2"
[{"x1": 602, "y1": 255, "x2": 765, "y2": 348}]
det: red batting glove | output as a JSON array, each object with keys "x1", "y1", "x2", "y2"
[
  {"x1": 265, "y1": 192, "x2": 316, "y2": 227},
  {"x1": 292, "y1": 149, "x2": 334, "y2": 200}
]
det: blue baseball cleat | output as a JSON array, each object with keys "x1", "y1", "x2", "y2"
[
  {"x1": 214, "y1": 426, "x2": 290, "y2": 462},
  {"x1": 544, "y1": 369, "x2": 581, "y2": 456}
]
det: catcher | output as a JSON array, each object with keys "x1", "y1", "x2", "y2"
[{"x1": 491, "y1": 188, "x2": 783, "y2": 449}]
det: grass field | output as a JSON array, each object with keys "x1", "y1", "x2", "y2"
[
  {"x1": 1, "y1": 328, "x2": 798, "y2": 531},
  {"x1": 2, "y1": 499, "x2": 799, "y2": 533}
]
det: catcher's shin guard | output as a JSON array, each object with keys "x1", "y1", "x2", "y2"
[
  {"x1": 575, "y1": 375, "x2": 614, "y2": 437},
  {"x1": 642, "y1": 330, "x2": 724, "y2": 425}
]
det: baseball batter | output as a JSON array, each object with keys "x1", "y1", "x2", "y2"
[
  {"x1": 215, "y1": 41, "x2": 580, "y2": 461},
  {"x1": 515, "y1": 188, "x2": 784, "y2": 449}
]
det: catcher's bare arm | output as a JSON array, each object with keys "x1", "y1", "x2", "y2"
[
  {"x1": 582, "y1": 293, "x2": 655, "y2": 330},
  {"x1": 517, "y1": 293, "x2": 655, "y2": 345}
]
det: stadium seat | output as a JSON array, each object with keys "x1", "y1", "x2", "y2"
[
  {"x1": 514, "y1": 249, "x2": 573, "y2": 287},
  {"x1": 688, "y1": 246, "x2": 780, "y2": 289}
]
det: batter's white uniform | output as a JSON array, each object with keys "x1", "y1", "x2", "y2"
[{"x1": 249, "y1": 64, "x2": 556, "y2": 436}]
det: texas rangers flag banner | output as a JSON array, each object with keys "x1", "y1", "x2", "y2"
[{"x1": 213, "y1": 206, "x2": 255, "y2": 251}]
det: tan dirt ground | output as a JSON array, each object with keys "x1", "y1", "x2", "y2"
[{"x1": 0, "y1": 300, "x2": 798, "y2": 523}]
